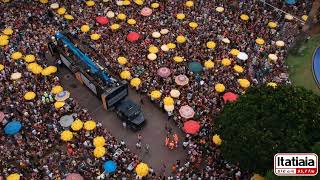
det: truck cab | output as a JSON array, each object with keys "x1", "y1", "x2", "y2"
[{"x1": 115, "y1": 100, "x2": 145, "y2": 131}]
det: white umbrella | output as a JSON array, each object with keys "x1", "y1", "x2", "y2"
[
  {"x1": 170, "y1": 89, "x2": 181, "y2": 98},
  {"x1": 59, "y1": 115, "x2": 74, "y2": 127},
  {"x1": 237, "y1": 52, "x2": 248, "y2": 61}
]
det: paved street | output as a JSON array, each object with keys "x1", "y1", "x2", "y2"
[{"x1": 56, "y1": 65, "x2": 187, "y2": 174}]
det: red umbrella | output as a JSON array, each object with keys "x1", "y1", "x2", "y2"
[
  {"x1": 223, "y1": 92, "x2": 239, "y2": 103},
  {"x1": 179, "y1": 105, "x2": 195, "y2": 119},
  {"x1": 157, "y1": 67, "x2": 171, "y2": 78},
  {"x1": 127, "y1": 32, "x2": 140, "y2": 42},
  {"x1": 96, "y1": 16, "x2": 109, "y2": 25},
  {"x1": 66, "y1": 173, "x2": 84, "y2": 180},
  {"x1": 183, "y1": 120, "x2": 200, "y2": 134}
]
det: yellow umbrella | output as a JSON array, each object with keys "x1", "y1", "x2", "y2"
[
  {"x1": 0, "y1": 64, "x2": 4, "y2": 71},
  {"x1": 120, "y1": 70, "x2": 131, "y2": 80},
  {"x1": 150, "y1": 90, "x2": 161, "y2": 99},
  {"x1": 127, "y1": 19, "x2": 137, "y2": 25},
  {"x1": 212, "y1": 134, "x2": 222, "y2": 145},
  {"x1": 51, "y1": 85, "x2": 63, "y2": 94},
  {"x1": 253, "y1": 174, "x2": 265, "y2": 180},
  {"x1": 0, "y1": 35, "x2": 9, "y2": 40},
  {"x1": 41, "y1": 69, "x2": 51, "y2": 76},
  {"x1": 233, "y1": 65, "x2": 244, "y2": 73},
  {"x1": 81, "y1": 25, "x2": 90, "y2": 33},
  {"x1": 24, "y1": 91, "x2": 36, "y2": 101},
  {"x1": 221, "y1": 58, "x2": 231, "y2": 66},
  {"x1": 6, "y1": 173, "x2": 20, "y2": 180},
  {"x1": 148, "y1": 46, "x2": 159, "y2": 53},
  {"x1": 240, "y1": 14, "x2": 249, "y2": 21},
  {"x1": 90, "y1": 33, "x2": 101, "y2": 40},
  {"x1": 147, "y1": 53, "x2": 157, "y2": 61},
  {"x1": 134, "y1": 0, "x2": 144, "y2": 5},
  {"x1": 255, "y1": 38, "x2": 265, "y2": 45},
  {"x1": 46, "y1": 66, "x2": 58, "y2": 74},
  {"x1": 167, "y1": 43, "x2": 176, "y2": 49},
  {"x1": 238, "y1": 79, "x2": 250, "y2": 88},
  {"x1": 84, "y1": 120, "x2": 96, "y2": 130},
  {"x1": 135, "y1": 163, "x2": 149, "y2": 177},
  {"x1": 93, "y1": 146, "x2": 106, "y2": 158},
  {"x1": 130, "y1": 78, "x2": 141, "y2": 87},
  {"x1": 173, "y1": 56, "x2": 184, "y2": 63},
  {"x1": 302, "y1": 15, "x2": 308, "y2": 21},
  {"x1": 54, "y1": 101, "x2": 65, "y2": 109},
  {"x1": 206, "y1": 41, "x2": 216, "y2": 49},
  {"x1": 64, "y1": 14, "x2": 74, "y2": 20},
  {"x1": 176, "y1": 35, "x2": 186, "y2": 43},
  {"x1": 110, "y1": 24, "x2": 120, "y2": 30},
  {"x1": 40, "y1": 0, "x2": 48, "y2": 3},
  {"x1": 11, "y1": 52, "x2": 23, "y2": 60},
  {"x1": 71, "y1": 119, "x2": 83, "y2": 131},
  {"x1": 185, "y1": 1, "x2": 194, "y2": 7},
  {"x1": 276, "y1": 41, "x2": 285, "y2": 47},
  {"x1": 163, "y1": 96, "x2": 174, "y2": 106},
  {"x1": 31, "y1": 65, "x2": 43, "y2": 75},
  {"x1": 0, "y1": 39, "x2": 9, "y2": 46},
  {"x1": 57, "y1": 7, "x2": 66, "y2": 15},
  {"x1": 93, "y1": 136, "x2": 106, "y2": 147},
  {"x1": 267, "y1": 82, "x2": 277, "y2": 88},
  {"x1": 27, "y1": 62, "x2": 39, "y2": 71},
  {"x1": 204, "y1": 60, "x2": 214, "y2": 69},
  {"x1": 86, "y1": 0, "x2": 95, "y2": 7},
  {"x1": 2, "y1": 0, "x2": 11, "y2": 3},
  {"x1": 215, "y1": 83, "x2": 225, "y2": 93},
  {"x1": 123, "y1": 0, "x2": 131, "y2": 5},
  {"x1": 176, "y1": 13, "x2": 185, "y2": 20},
  {"x1": 151, "y1": 2, "x2": 159, "y2": 8},
  {"x1": 3, "y1": 28, "x2": 13, "y2": 35},
  {"x1": 230, "y1": 49, "x2": 240, "y2": 56},
  {"x1": 268, "y1": 22, "x2": 277, "y2": 28},
  {"x1": 189, "y1": 22, "x2": 198, "y2": 29},
  {"x1": 61, "y1": 130, "x2": 73, "y2": 141},
  {"x1": 117, "y1": 13, "x2": 127, "y2": 20},
  {"x1": 24, "y1": 54, "x2": 35, "y2": 63},
  {"x1": 118, "y1": 56, "x2": 128, "y2": 65}
]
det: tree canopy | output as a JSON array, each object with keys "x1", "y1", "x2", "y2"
[{"x1": 214, "y1": 85, "x2": 320, "y2": 175}]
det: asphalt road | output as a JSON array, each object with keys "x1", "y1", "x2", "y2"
[{"x1": 55, "y1": 61, "x2": 187, "y2": 174}]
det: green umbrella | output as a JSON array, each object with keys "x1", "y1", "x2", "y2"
[{"x1": 188, "y1": 62, "x2": 203, "y2": 73}]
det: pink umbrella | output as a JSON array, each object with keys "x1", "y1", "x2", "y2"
[
  {"x1": 157, "y1": 67, "x2": 171, "y2": 78},
  {"x1": 127, "y1": 32, "x2": 140, "y2": 42},
  {"x1": 223, "y1": 92, "x2": 239, "y2": 103},
  {"x1": 175, "y1": 75, "x2": 189, "y2": 86},
  {"x1": 96, "y1": 16, "x2": 109, "y2": 25},
  {"x1": 183, "y1": 120, "x2": 200, "y2": 135},
  {"x1": 66, "y1": 173, "x2": 84, "y2": 180},
  {"x1": 141, "y1": 7, "x2": 152, "y2": 16},
  {"x1": 0, "y1": 112, "x2": 4, "y2": 122},
  {"x1": 179, "y1": 105, "x2": 195, "y2": 119}
]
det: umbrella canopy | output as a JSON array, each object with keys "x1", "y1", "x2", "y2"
[
  {"x1": 163, "y1": 96, "x2": 174, "y2": 106},
  {"x1": 59, "y1": 115, "x2": 74, "y2": 128},
  {"x1": 175, "y1": 75, "x2": 189, "y2": 86},
  {"x1": 10, "y1": 72, "x2": 22, "y2": 80},
  {"x1": 55, "y1": 91, "x2": 70, "y2": 101},
  {"x1": 233, "y1": 65, "x2": 244, "y2": 73},
  {"x1": 150, "y1": 90, "x2": 161, "y2": 99},
  {"x1": 127, "y1": 18, "x2": 136, "y2": 25},
  {"x1": 141, "y1": 7, "x2": 152, "y2": 16},
  {"x1": 267, "y1": 82, "x2": 277, "y2": 88},
  {"x1": 130, "y1": 78, "x2": 141, "y2": 87},
  {"x1": 188, "y1": 62, "x2": 203, "y2": 73},
  {"x1": 4, "y1": 121, "x2": 22, "y2": 135},
  {"x1": 179, "y1": 105, "x2": 195, "y2": 119},
  {"x1": 86, "y1": 0, "x2": 95, "y2": 6},
  {"x1": 135, "y1": 163, "x2": 149, "y2": 177},
  {"x1": 276, "y1": 41, "x2": 285, "y2": 47},
  {"x1": 93, "y1": 136, "x2": 106, "y2": 147},
  {"x1": 0, "y1": 39, "x2": 9, "y2": 46},
  {"x1": 81, "y1": 25, "x2": 90, "y2": 33},
  {"x1": 212, "y1": 134, "x2": 222, "y2": 145},
  {"x1": 170, "y1": 89, "x2": 180, "y2": 98},
  {"x1": 24, "y1": 54, "x2": 35, "y2": 63},
  {"x1": 103, "y1": 160, "x2": 117, "y2": 173},
  {"x1": 230, "y1": 49, "x2": 240, "y2": 56},
  {"x1": 0, "y1": 112, "x2": 5, "y2": 122},
  {"x1": 117, "y1": 56, "x2": 128, "y2": 65},
  {"x1": 0, "y1": 64, "x2": 4, "y2": 71},
  {"x1": 223, "y1": 92, "x2": 239, "y2": 103},
  {"x1": 66, "y1": 173, "x2": 84, "y2": 180},
  {"x1": 50, "y1": 3, "x2": 59, "y2": 9},
  {"x1": 204, "y1": 60, "x2": 214, "y2": 69},
  {"x1": 157, "y1": 67, "x2": 171, "y2": 78},
  {"x1": 11, "y1": 52, "x2": 22, "y2": 60},
  {"x1": 84, "y1": 120, "x2": 96, "y2": 130},
  {"x1": 176, "y1": 13, "x2": 185, "y2": 20},
  {"x1": 51, "y1": 85, "x2": 63, "y2": 94},
  {"x1": 6, "y1": 173, "x2": 20, "y2": 180},
  {"x1": 237, "y1": 52, "x2": 248, "y2": 61},
  {"x1": 90, "y1": 33, "x2": 101, "y2": 40},
  {"x1": 164, "y1": 105, "x2": 174, "y2": 112},
  {"x1": 127, "y1": 32, "x2": 140, "y2": 42},
  {"x1": 176, "y1": 35, "x2": 186, "y2": 43},
  {"x1": 54, "y1": 101, "x2": 65, "y2": 109},
  {"x1": 71, "y1": 119, "x2": 83, "y2": 131},
  {"x1": 221, "y1": 58, "x2": 231, "y2": 66},
  {"x1": 120, "y1": 70, "x2": 131, "y2": 80},
  {"x1": 93, "y1": 146, "x2": 106, "y2": 158},
  {"x1": 238, "y1": 79, "x2": 251, "y2": 88},
  {"x1": 61, "y1": 130, "x2": 73, "y2": 141},
  {"x1": 147, "y1": 53, "x2": 157, "y2": 60},
  {"x1": 183, "y1": 120, "x2": 200, "y2": 135},
  {"x1": 96, "y1": 16, "x2": 109, "y2": 25},
  {"x1": 3, "y1": 28, "x2": 13, "y2": 35},
  {"x1": 24, "y1": 91, "x2": 36, "y2": 101},
  {"x1": 215, "y1": 83, "x2": 225, "y2": 93}
]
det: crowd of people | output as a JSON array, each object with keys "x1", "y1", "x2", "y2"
[{"x1": 0, "y1": 0, "x2": 314, "y2": 179}]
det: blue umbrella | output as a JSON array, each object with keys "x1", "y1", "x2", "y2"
[
  {"x1": 285, "y1": 0, "x2": 297, "y2": 5},
  {"x1": 188, "y1": 62, "x2": 203, "y2": 73},
  {"x1": 103, "y1": 160, "x2": 117, "y2": 173},
  {"x1": 4, "y1": 121, "x2": 22, "y2": 135}
]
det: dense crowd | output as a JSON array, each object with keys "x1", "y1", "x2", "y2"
[{"x1": 0, "y1": 0, "x2": 313, "y2": 179}]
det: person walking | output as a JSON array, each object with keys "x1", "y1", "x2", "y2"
[{"x1": 144, "y1": 143, "x2": 150, "y2": 154}]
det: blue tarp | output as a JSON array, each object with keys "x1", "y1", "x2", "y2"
[
  {"x1": 103, "y1": 160, "x2": 117, "y2": 173},
  {"x1": 285, "y1": 0, "x2": 297, "y2": 5},
  {"x1": 312, "y1": 47, "x2": 320, "y2": 87},
  {"x1": 4, "y1": 121, "x2": 22, "y2": 135}
]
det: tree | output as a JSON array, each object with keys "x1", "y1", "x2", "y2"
[{"x1": 214, "y1": 85, "x2": 320, "y2": 175}]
